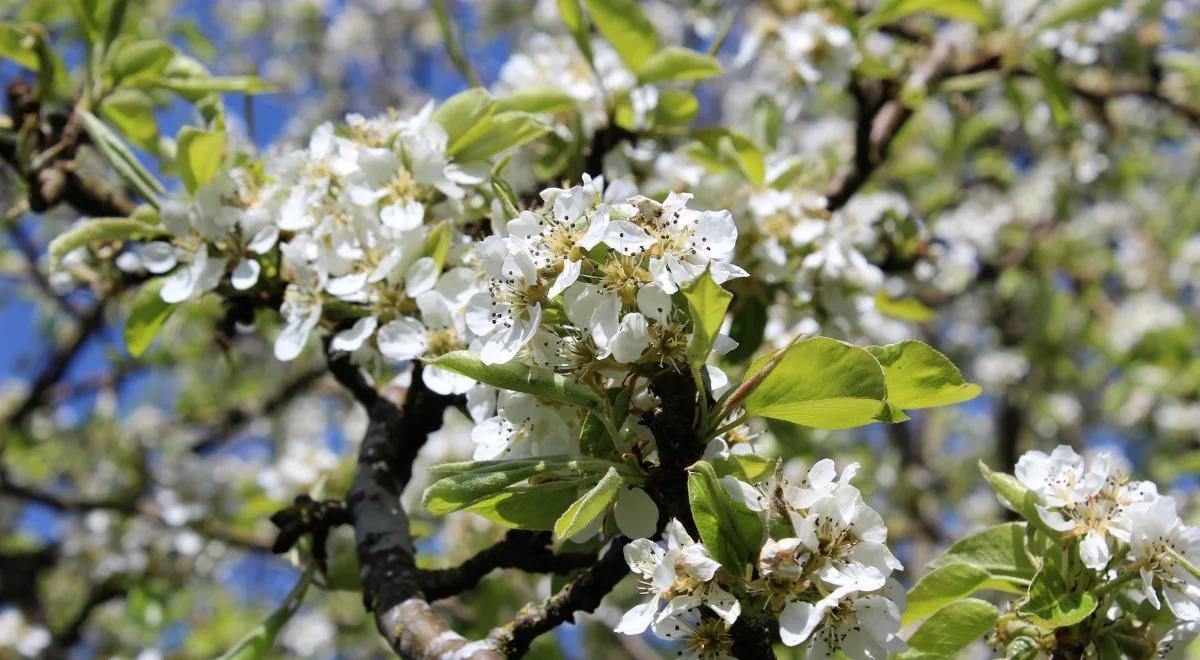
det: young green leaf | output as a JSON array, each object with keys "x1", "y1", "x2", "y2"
[
  {"x1": 465, "y1": 481, "x2": 582, "y2": 530},
  {"x1": 99, "y1": 88, "x2": 160, "y2": 152},
  {"x1": 635, "y1": 47, "x2": 722, "y2": 85},
  {"x1": 452, "y1": 111, "x2": 550, "y2": 162},
  {"x1": 1037, "y1": 0, "x2": 1118, "y2": 30},
  {"x1": 49, "y1": 218, "x2": 168, "y2": 266},
  {"x1": 429, "y1": 350, "x2": 604, "y2": 410},
  {"x1": 868, "y1": 0, "x2": 992, "y2": 28},
  {"x1": 495, "y1": 89, "x2": 577, "y2": 114},
  {"x1": 902, "y1": 563, "x2": 995, "y2": 625},
  {"x1": 978, "y1": 461, "x2": 1058, "y2": 535},
  {"x1": 78, "y1": 109, "x2": 165, "y2": 205},
  {"x1": 557, "y1": 0, "x2": 594, "y2": 64},
  {"x1": 897, "y1": 599, "x2": 1000, "y2": 660},
  {"x1": 554, "y1": 467, "x2": 622, "y2": 540},
  {"x1": 692, "y1": 128, "x2": 766, "y2": 186},
  {"x1": 582, "y1": 0, "x2": 659, "y2": 70},
  {"x1": 738, "y1": 337, "x2": 887, "y2": 429},
  {"x1": 176, "y1": 126, "x2": 226, "y2": 195},
  {"x1": 108, "y1": 39, "x2": 175, "y2": 85},
  {"x1": 1021, "y1": 566, "x2": 1098, "y2": 628},
  {"x1": 432, "y1": 88, "x2": 497, "y2": 152},
  {"x1": 929, "y1": 522, "x2": 1036, "y2": 580},
  {"x1": 866, "y1": 340, "x2": 981, "y2": 410},
  {"x1": 682, "y1": 268, "x2": 732, "y2": 366},
  {"x1": 1032, "y1": 50, "x2": 1072, "y2": 128},
  {"x1": 687, "y1": 460, "x2": 763, "y2": 576},
  {"x1": 125, "y1": 278, "x2": 179, "y2": 357}
]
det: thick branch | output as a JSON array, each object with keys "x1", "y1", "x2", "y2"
[{"x1": 419, "y1": 530, "x2": 596, "y2": 602}]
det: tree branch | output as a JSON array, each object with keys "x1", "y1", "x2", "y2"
[{"x1": 419, "y1": 530, "x2": 596, "y2": 602}]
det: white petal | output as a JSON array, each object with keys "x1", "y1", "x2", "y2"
[
  {"x1": 636, "y1": 284, "x2": 672, "y2": 323},
  {"x1": 548, "y1": 259, "x2": 581, "y2": 298},
  {"x1": 721, "y1": 476, "x2": 765, "y2": 512},
  {"x1": 331, "y1": 316, "x2": 378, "y2": 352},
  {"x1": 1079, "y1": 530, "x2": 1110, "y2": 571},
  {"x1": 779, "y1": 601, "x2": 819, "y2": 647},
  {"x1": 603, "y1": 220, "x2": 655, "y2": 256},
  {"x1": 609, "y1": 313, "x2": 651, "y2": 363},
  {"x1": 231, "y1": 258, "x2": 261, "y2": 290},
  {"x1": 614, "y1": 600, "x2": 659, "y2": 636},
  {"x1": 377, "y1": 317, "x2": 428, "y2": 360},
  {"x1": 380, "y1": 200, "x2": 425, "y2": 230},
  {"x1": 141, "y1": 242, "x2": 178, "y2": 274},
  {"x1": 405, "y1": 257, "x2": 439, "y2": 297}
]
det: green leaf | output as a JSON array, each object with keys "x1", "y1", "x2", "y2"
[
  {"x1": 903, "y1": 564, "x2": 994, "y2": 625},
  {"x1": 124, "y1": 278, "x2": 179, "y2": 358},
  {"x1": 70, "y1": 0, "x2": 101, "y2": 44},
  {"x1": 1032, "y1": 50, "x2": 1072, "y2": 127},
  {"x1": 1021, "y1": 566, "x2": 1098, "y2": 628},
  {"x1": 692, "y1": 128, "x2": 766, "y2": 186},
  {"x1": 49, "y1": 218, "x2": 168, "y2": 266},
  {"x1": 217, "y1": 567, "x2": 314, "y2": 660},
  {"x1": 866, "y1": 340, "x2": 981, "y2": 410},
  {"x1": 750, "y1": 97, "x2": 781, "y2": 151},
  {"x1": 652, "y1": 89, "x2": 700, "y2": 127},
  {"x1": 176, "y1": 126, "x2": 225, "y2": 194},
  {"x1": 99, "y1": 88, "x2": 159, "y2": 152},
  {"x1": 78, "y1": 109, "x2": 165, "y2": 205},
  {"x1": 148, "y1": 74, "x2": 275, "y2": 96},
  {"x1": 108, "y1": 39, "x2": 175, "y2": 85},
  {"x1": 582, "y1": 0, "x2": 659, "y2": 69},
  {"x1": 682, "y1": 268, "x2": 732, "y2": 366},
  {"x1": 557, "y1": 0, "x2": 594, "y2": 64},
  {"x1": 429, "y1": 350, "x2": 604, "y2": 410},
  {"x1": 897, "y1": 599, "x2": 999, "y2": 660},
  {"x1": 0, "y1": 22, "x2": 70, "y2": 100},
  {"x1": 930, "y1": 522, "x2": 1036, "y2": 581},
  {"x1": 433, "y1": 88, "x2": 497, "y2": 153},
  {"x1": 687, "y1": 461, "x2": 762, "y2": 576},
  {"x1": 978, "y1": 461, "x2": 1056, "y2": 534},
  {"x1": 635, "y1": 47, "x2": 722, "y2": 84},
  {"x1": 453, "y1": 111, "x2": 550, "y2": 162},
  {"x1": 466, "y1": 481, "x2": 582, "y2": 530},
  {"x1": 739, "y1": 337, "x2": 887, "y2": 429},
  {"x1": 1037, "y1": 0, "x2": 1117, "y2": 30},
  {"x1": 423, "y1": 457, "x2": 612, "y2": 514},
  {"x1": 423, "y1": 220, "x2": 453, "y2": 270},
  {"x1": 0, "y1": 22, "x2": 40, "y2": 69},
  {"x1": 868, "y1": 0, "x2": 992, "y2": 28},
  {"x1": 873, "y1": 291, "x2": 935, "y2": 322},
  {"x1": 495, "y1": 89, "x2": 577, "y2": 114},
  {"x1": 554, "y1": 467, "x2": 622, "y2": 540}
]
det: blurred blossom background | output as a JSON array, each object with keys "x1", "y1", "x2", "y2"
[{"x1": 0, "y1": 0, "x2": 1199, "y2": 657}]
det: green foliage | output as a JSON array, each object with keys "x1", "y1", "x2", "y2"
[
  {"x1": 78, "y1": 109, "x2": 165, "y2": 205},
  {"x1": 929, "y1": 522, "x2": 1036, "y2": 580},
  {"x1": 687, "y1": 460, "x2": 762, "y2": 576},
  {"x1": 1021, "y1": 563, "x2": 1098, "y2": 628},
  {"x1": 867, "y1": 0, "x2": 992, "y2": 28},
  {"x1": 432, "y1": 88, "x2": 550, "y2": 161},
  {"x1": 867, "y1": 340, "x2": 981, "y2": 409},
  {"x1": 429, "y1": 351, "x2": 604, "y2": 410},
  {"x1": 688, "y1": 128, "x2": 766, "y2": 186},
  {"x1": 216, "y1": 567, "x2": 313, "y2": 660},
  {"x1": 738, "y1": 337, "x2": 887, "y2": 429},
  {"x1": 176, "y1": 126, "x2": 226, "y2": 194},
  {"x1": 635, "y1": 47, "x2": 722, "y2": 85},
  {"x1": 466, "y1": 481, "x2": 582, "y2": 530},
  {"x1": 682, "y1": 269, "x2": 732, "y2": 366},
  {"x1": 898, "y1": 599, "x2": 1000, "y2": 660},
  {"x1": 903, "y1": 563, "x2": 1020, "y2": 625},
  {"x1": 582, "y1": 0, "x2": 659, "y2": 70},
  {"x1": 49, "y1": 217, "x2": 167, "y2": 265},
  {"x1": 554, "y1": 467, "x2": 622, "y2": 540},
  {"x1": 124, "y1": 278, "x2": 179, "y2": 357},
  {"x1": 1032, "y1": 50, "x2": 1073, "y2": 127}
]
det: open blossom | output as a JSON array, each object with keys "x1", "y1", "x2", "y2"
[
  {"x1": 1127, "y1": 496, "x2": 1200, "y2": 622},
  {"x1": 616, "y1": 519, "x2": 741, "y2": 637},
  {"x1": 468, "y1": 176, "x2": 745, "y2": 368}
]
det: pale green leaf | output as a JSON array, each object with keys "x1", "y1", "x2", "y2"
[
  {"x1": 108, "y1": 39, "x2": 175, "y2": 85},
  {"x1": 124, "y1": 278, "x2": 179, "y2": 358},
  {"x1": 583, "y1": 0, "x2": 659, "y2": 69},
  {"x1": 635, "y1": 46, "x2": 722, "y2": 84},
  {"x1": 682, "y1": 268, "x2": 732, "y2": 366},
  {"x1": 49, "y1": 218, "x2": 168, "y2": 265},
  {"x1": 495, "y1": 89, "x2": 577, "y2": 114},
  {"x1": 432, "y1": 88, "x2": 497, "y2": 153},
  {"x1": 903, "y1": 563, "x2": 993, "y2": 625},
  {"x1": 1032, "y1": 50, "x2": 1072, "y2": 127},
  {"x1": 867, "y1": 340, "x2": 981, "y2": 410},
  {"x1": 78, "y1": 109, "x2": 165, "y2": 204},
  {"x1": 898, "y1": 599, "x2": 999, "y2": 660},
  {"x1": 176, "y1": 126, "x2": 225, "y2": 195},
  {"x1": 554, "y1": 467, "x2": 622, "y2": 540},
  {"x1": 869, "y1": 0, "x2": 992, "y2": 28},
  {"x1": 929, "y1": 522, "x2": 1036, "y2": 581},
  {"x1": 687, "y1": 460, "x2": 762, "y2": 576},
  {"x1": 466, "y1": 481, "x2": 581, "y2": 530},
  {"x1": 557, "y1": 0, "x2": 594, "y2": 63},
  {"x1": 99, "y1": 88, "x2": 159, "y2": 152},
  {"x1": 873, "y1": 291, "x2": 935, "y2": 322},
  {"x1": 452, "y1": 111, "x2": 550, "y2": 162},
  {"x1": 1021, "y1": 567, "x2": 1098, "y2": 628},
  {"x1": 428, "y1": 350, "x2": 604, "y2": 410},
  {"x1": 739, "y1": 337, "x2": 886, "y2": 429},
  {"x1": 1037, "y1": 0, "x2": 1117, "y2": 30}
]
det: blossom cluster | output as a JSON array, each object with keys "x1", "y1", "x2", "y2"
[
  {"x1": 616, "y1": 460, "x2": 906, "y2": 660},
  {"x1": 1016, "y1": 445, "x2": 1200, "y2": 622}
]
